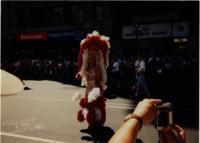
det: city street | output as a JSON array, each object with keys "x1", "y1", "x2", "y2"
[{"x1": 1, "y1": 80, "x2": 198, "y2": 143}]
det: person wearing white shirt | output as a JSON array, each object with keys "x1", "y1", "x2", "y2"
[
  {"x1": 134, "y1": 54, "x2": 149, "y2": 98},
  {"x1": 112, "y1": 61, "x2": 119, "y2": 73}
]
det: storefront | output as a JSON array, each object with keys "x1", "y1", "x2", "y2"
[
  {"x1": 121, "y1": 22, "x2": 189, "y2": 56},
  {"x1": 13, "y1": 30, "x2": 84, "y2": 59}
]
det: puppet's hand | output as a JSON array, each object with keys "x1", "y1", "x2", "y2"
[{"x1": 75, "y1": 72, "x2": 82, "y2": 80}]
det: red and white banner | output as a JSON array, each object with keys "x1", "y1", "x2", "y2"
[{"x1": 16, "y1": 32, "x2": 48, "y2": 41}]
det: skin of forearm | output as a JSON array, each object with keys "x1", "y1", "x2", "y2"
[{"x1": 109, "y1": 118, "x2": 140, "y2": 143}]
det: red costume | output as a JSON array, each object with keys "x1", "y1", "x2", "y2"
[{"x1": 74, "y1": 31, "x2": 110, "y2": 127}]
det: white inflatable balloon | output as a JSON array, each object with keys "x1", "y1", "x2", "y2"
[{"x1": 1, "y1": 69, "x2": 24, "y2": 95}]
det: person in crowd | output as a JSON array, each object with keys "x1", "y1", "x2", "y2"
[
  {"x1": 111, "y1": 58, "x2": 120, "y2": 87},
  {"x1": 119, "y1": 58, "x2": 133, "y2": 97},
  {"x1": 13, "y1": 59, "x2": 31, "y2": 90},
  {"x1": 134, "y1": 54, "x2": 149, "y2": 98},
  {"x1": 108, "y1": 98, "x2": 186, "y2": 143},
  {"x1": 112, "y1": 58, "x2": 120, "y2": 74}
]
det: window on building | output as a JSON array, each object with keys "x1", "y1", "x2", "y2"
[
  {"x1": 96, "y1": 6, "x2": 103, "y2": 21},
  {"x1": 52, "y1": 7, "x2": 64, "y2": 26},
  {"x1": 72, "y1": 5, "x2": 84, "y2": 24}
]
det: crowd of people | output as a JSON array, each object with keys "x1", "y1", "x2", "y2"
[
  {"x1": 1, "y1": 51, "x2": 198, "y2": 98},
  {"x1": 1, "y1": 50, "x2": 196, "y2": 143},
  {"x1": 1, "y1": 56, "x2": 78, "y2": 84},
  {"x1": 107, "y1": 52, "x2": 198, "y2": 98}
]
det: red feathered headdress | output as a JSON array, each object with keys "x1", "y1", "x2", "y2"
[{"x1": 77, "y1": 31, "x2": 110, "y2": 72}]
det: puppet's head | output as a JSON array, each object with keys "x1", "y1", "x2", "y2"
[{"x1": 77, "y1": 31, "x2": 110, "y2": 85}]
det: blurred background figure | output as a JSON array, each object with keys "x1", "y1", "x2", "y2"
[{"x1": 133, "y1": 53, "x2": 149, "y2": 100}]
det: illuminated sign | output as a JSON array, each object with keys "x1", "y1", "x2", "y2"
[
  {"x1": 48, "y1": 30, "x2": 84, "y2": 40},
  {"x1": 16, "y1": 32, "x2": 48, "y2": 41},
  {"x1": 122, "y1": 22, "x2": 189, "y2": 39},
  {"x1": 122, "y1": 24, "x2": 171, "y2": 39},
  {"x1": 137, "y1": 24, "x2": 171, "y2": 39}
]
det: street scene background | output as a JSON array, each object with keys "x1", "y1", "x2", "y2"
[{"x1": 1, "y1": 1, "x2": 199, "y2": 143}]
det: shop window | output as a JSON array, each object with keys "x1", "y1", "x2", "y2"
[
  {"x1": 96, "y1": 6, "x2": 103, "y2": 21},
  {"x1": 72, "y1": 5, "x2": 84, "y2": 24},
  {"x1": 52, "y1": 7, "x2": 64, "y2": 26}
]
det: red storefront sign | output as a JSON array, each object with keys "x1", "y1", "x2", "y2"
[{"x1": 16, "y1": 32, "x2": 48, "y2": 41}]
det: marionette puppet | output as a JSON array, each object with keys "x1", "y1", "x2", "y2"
[{"x1": 73, "y1": 31, "x2": 110, "y2": 127}]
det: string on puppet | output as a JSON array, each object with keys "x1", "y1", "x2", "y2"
[{"x1": 73, "y1": 31, "x2": 110, "y2": 127}]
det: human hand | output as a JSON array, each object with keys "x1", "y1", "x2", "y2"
[
  {"x1": 159, "y1": 124, "x2": 186, "y2": 143},
  {"x1": 132, "y1": 98, "x2": 162, "y2": 124}
]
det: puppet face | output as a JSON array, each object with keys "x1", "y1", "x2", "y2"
[
  {"x1": 87, "y1": 55, "x2": 96, "y2": 67},
  {"x1": 87, "y1": 45, "x2": 100, "y2": 67}
]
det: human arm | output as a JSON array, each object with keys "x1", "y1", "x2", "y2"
[
  {"x1": 159, "y1": 124, "x2": 186, "y2": 143},
  {"x1": 108, "y1": 98, "x2": 162, "y2": 143}
]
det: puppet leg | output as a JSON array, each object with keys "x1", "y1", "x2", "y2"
[
  {"x1": 77, "y1": 109, "x2": 84, "y2": 122},
  {"x1": 99, "y1": 108, "x2": 106, "y2": 125},
  {"x1": 86, "y1": 108, "x2": 96, "y2": 126}
]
